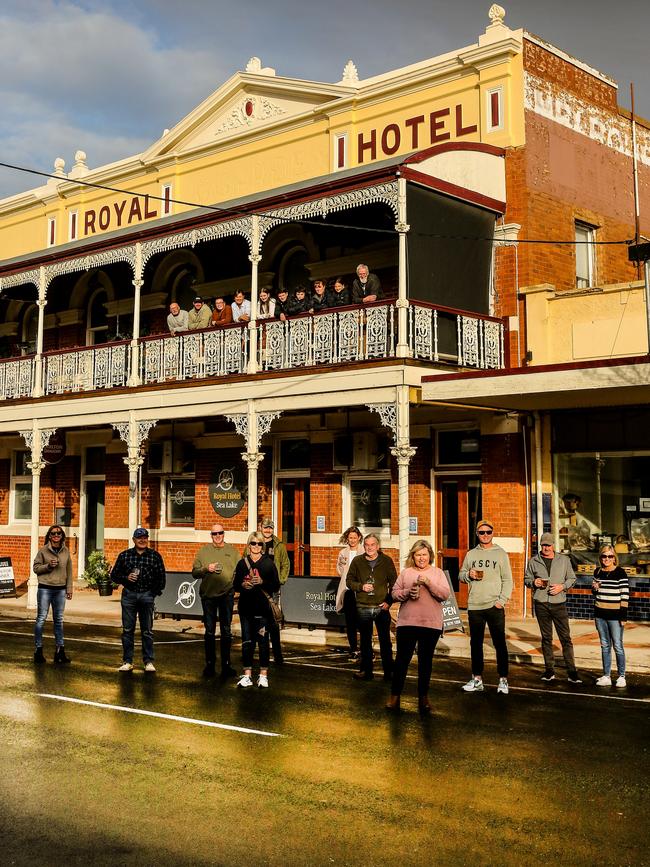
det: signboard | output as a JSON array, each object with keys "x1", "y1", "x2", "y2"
[
  {"x1": 43, "y1": 431, "x2": 66, "y2": 465},
  {"x1": 280, "y1": 576, "x2": 345, "y2": 628},
  {"x1": 208, "y1": 465, "x2": 246, "y2": 518},
  {"x1": 155, "y1": 572, "x2": 203, "y2": 618},
  {"x1": 442, "y1": 570, "x2": 464, "y2": 633},
  {"x1": 0, "y1": 557, "x2": 16, "y2": 598}
]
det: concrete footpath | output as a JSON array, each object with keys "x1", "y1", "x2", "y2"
[{"x1": 1, "y1": 587, "x2": 648, "y2": 675}]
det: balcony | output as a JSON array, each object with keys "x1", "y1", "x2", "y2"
[{"x1": 0, "y1": 301, "x2": 506, "y2": 402}]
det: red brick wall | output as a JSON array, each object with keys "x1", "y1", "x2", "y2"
[
  {"x1": 481, "y1": 433, "x2": 527, "y2": 616},
  {"x1": 310, "y1": 442, "x2": 342, "y2": 576}
]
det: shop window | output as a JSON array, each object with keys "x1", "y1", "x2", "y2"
[
  {"x1": 11, "y1": 450, "x2": 32, "y2": 522},
  {"x1": 349, "y1": 476, "x2": 391, "y2": 534},
  {"x1": 575, "y1": 221, "x2": 596, "y2": 288},
  {"x1": 164, "y1": 478, "x2": 195, "y2": 526},
  {"x1": 555, "y1": 453, "x2": 650, "y2": 567},
  {"x1": 278, "y1": 439, "x2": 310, "y2": 470},
  {"x1": 436, "y1": 429, "x2": 480, "y2": 467}
]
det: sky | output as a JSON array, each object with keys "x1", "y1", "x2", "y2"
[{"x1": 0, "y1": 0, "x2": 648, "y2": 200}]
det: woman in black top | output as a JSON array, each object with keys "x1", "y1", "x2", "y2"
[
  {"x1": 592, "y1": 544, "x2": 629, "y2": 687},
  {"x1": 233, "y1": 532, "x2": 280, "y2": 688}
]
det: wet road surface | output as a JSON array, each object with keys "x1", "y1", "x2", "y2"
[{"x1": 1, "y1": 617, "x2": 648, "y2": 867}]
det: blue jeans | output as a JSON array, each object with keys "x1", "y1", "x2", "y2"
[
  {"x1": 240, "y1": 614, "x2": 270, "y2": 670},
  {"x1": 35, "y1": 586, "x2": 67, "y2": 648},
  {"x1": 357, "y1": 606, "x2": 393, "y2": 676},
  {"x1": 595, "y1": 618, "x2": 625, "y2": 677},
  {"x1": 201, "y1": 591, "x2": 234, "y2": 669},
  {"x1": 121, "y1": 588, "x2": 155, "y2": 664}
]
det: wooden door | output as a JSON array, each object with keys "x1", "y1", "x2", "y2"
[
  {"x1": 436, "y1": 477, "x2": 481, "y2": 608},
  {"x1": 277, "y1": 479, "x2": 311, "y2": 576}
]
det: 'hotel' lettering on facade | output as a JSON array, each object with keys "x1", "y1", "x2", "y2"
[{"x1": 356, "y1": 103, "x2": 479, "y2": 163}]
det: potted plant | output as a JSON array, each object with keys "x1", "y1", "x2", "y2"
[{"x1": 81, "y1": 550, "x2": 114, "y2": 597}]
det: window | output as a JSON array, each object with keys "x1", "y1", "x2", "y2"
[
  {"x1": 47, "y1": 217, "x2": 56, "y2": 248},
  {"x1": 575, "y1": 221, "x2": 596, "y2": 288},
  {"x1": 349, "y1": 477, "x2": 391, "y2": 534},
  {"x1": 164, "y1": 478, "x2": 195, "y2": 526},
  {"x1": 486, "y1": 87, "x2": 504, "y2": 132},
  {"x1": 333, "y1": 133, "x2": 348, "y2": 171},
  {"x1": 86, "y1": 288, "x2": 109, "y2": 345},
  {"x1": 11, "y1": 450, "x2": 32, "y2": 522},
  {"x1": 278, "y1": 439, "x2": 310, "y2": 470},
  {"x1": 436, "y1": 429, "x2": 481, "y2": 467}
]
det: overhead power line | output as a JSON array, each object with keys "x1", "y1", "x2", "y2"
[{"x1": 0, "y1": 159, "x2": 634, "y2": 246}]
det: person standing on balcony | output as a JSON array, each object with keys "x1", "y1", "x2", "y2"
[
  {"x1": 352, "y1": 264, "x2": 383, "y2": 304},
  {"x1": 231, "y1": 290, "x2": 251, "y2": 323},
  {"x1": 192, "y1": 523, "x2": 239, "y2": 680},
  {"x1": 187, "y1": 296, "x2": 212, "y2": 330},
  {"x1": 310, "y1": 279, "x2": 329, "y2": 314},
  {"x1": 524, "y1": 533, "x2": 581, "y2": 684},
  {"x1": 346, "y1": 533, "x2": 396, "y2": 682},
  {"x1": 327, "y1": 277, "x2": 351, "y2": 307},
  {"x1": 459, "y1": 519, "x2": 513, "y2": 695},
  {"x1": 286, "y1": 285, "x2": 310, "y2": 316},
  {"x1": 257, "y1": 288, "x2": 276, "y2": 321},
  {"x1": 211, "y1": 297, "x2": 233, "y2": 327},
  {"x1": 33, "y1": 525, "x2": 73, "y2": 665},
  {"x1": 275, "y1": 287, "x2": 290, "y2": 321},
  {"x1": 167, "y1": 301, "x2": 188, "y2": 335},
  {"x1": 110, "y1": 527, "x2": 166, "y2": 673}
]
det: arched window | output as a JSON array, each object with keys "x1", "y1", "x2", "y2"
[{"x1": 20, "y1": 305, "x2": 38, "y2": 355}]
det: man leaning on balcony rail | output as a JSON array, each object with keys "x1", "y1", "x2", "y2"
[
  {"x1": 211, "y1": 296, "x2": 233, "y2": 327},
  {"x1": 352, "y1": 264, "x2": 383, "y2": 304},
  {"x1": 167, "y1": 302, "x2": 188, "y2": 335},
  {"x1": 231, "y1": 290, "x2": 251, "y2": 323},
  {"x1": 187, "y1": 296, "x2": 212, "y2": 331}
]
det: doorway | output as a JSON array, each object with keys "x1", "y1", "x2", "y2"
[
  {"x1": 277, "y1": 479, "x2": 311, "y2": 576},
  {"x1": 84, "y1": 480, "x2": 105, "y2": 568},
  {"x1": 436, "y1": 477, "x2": 481, "y2": 608}
]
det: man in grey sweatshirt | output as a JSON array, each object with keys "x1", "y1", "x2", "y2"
[{"x1": 459, "y1": 519, "x2": 513, "y2": 694}]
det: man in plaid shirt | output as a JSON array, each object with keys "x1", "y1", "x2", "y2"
[{"x1": 110, "y1": 527, "x2": 166, "y2": 673}]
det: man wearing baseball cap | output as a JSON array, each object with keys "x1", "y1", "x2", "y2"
[
  {"x1": 187, "y1": 296, "x2": 212, "y2": 331},
  {"x1": 110, "y1": 527, "x2": 166, "y2": 673},
  {"x1": 459, "y1": 520, "x2": 513, "y2": 694},
  {"x1": 524, "y1": 533, "x2": 580, "y2": 683}
]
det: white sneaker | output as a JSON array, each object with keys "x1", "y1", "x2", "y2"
[
  {"x1": 237, "y1": 674, "x2": 253, "y2": 688},
  {"x1": 118, "y1": 662, "x2": 134, "y2": 672},
  {"x1": 615, "y1": 676, "x2": 627, "y2": 688},
  {"x1": 497, "y1": 677, "x2": 509, "y2": 695},
  {"x1": 144, "y1": 662, "x2": 156, "y2": 673},
  {"x1": 595, "y1": 675, "x2": 612, "y2": 686},
  {"x1": 462, "y1": 676, "x2": 484, "y2": 692},
  {"x1": 257, "y1": 674, "x2": 269, "y2": 688}
]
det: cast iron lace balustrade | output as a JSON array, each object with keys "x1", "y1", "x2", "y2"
[
  {"x1": 140, "y1": 324, "x2": 249, "y2": 384},
  {"x1": 0, "y1": 302, "x2": 505, "y2": 401},
  {"x1": 0, "y1": 356, "x2": 35, "y2": 400},
  {"x1": 42, "y1": 341, "x2": 130, "y2": 395}
]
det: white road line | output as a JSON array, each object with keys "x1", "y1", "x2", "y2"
[
  {"x1": 284, "y1": 660, "x2": 650, "y2": 703},
  {"x1": 38, "y1": 693, "x2": 284, "y2": 737}
]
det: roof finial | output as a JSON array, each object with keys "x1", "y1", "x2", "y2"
[
  {"x1": 341, "y1": 59, "x2": 359, "y2": 84},
  {"x1": 488, "y1": 4, "x2": 506, "y2": 25}
]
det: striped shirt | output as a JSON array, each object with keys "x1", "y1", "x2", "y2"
[{"x1": 592, "y1": 566, "x2": 629, "y2": 621}]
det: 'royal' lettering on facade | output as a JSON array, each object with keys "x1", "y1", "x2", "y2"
[
  {"x1": 82, "y1": 194, "x2": 158, "y2": 237},
  {"x1": 357, "y1": 103, "x2": 478, "y2": 163}
]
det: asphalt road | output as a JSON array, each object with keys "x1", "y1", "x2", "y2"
[{"x1": 1, "y1": 617, "x2": 648, "y2": 867}]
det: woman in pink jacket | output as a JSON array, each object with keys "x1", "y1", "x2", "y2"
[{"x1": 386, "y1": 539, "x2": 449, "y2": 714}]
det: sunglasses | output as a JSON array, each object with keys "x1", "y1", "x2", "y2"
[
  {"x1": 211, "y1": 531, "x2": 224, "y2": 536},
  {"x1": 249, "y1": 542, "x2": 263, "y2": 547},
  {"x1": 600, "y1": 555, "x2": 615, "y2": 560},
  {"x1": 477, "y1": 530, "x2": 493, "y2": 536},
  {"x1": 50, "y1": 531, "x2": 63, "y2": 536}
]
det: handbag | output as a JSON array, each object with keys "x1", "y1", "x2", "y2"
[{"x1": 244, "y1": 557, "x2": 284, "y2": 626}]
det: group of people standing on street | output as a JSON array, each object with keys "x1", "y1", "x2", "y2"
[
  {"x1": 32, "y1": 514, "x2": 630, "y2": 702},
  {"x1": 165, "y1": 264, "x2": 384, "y2": 336}
]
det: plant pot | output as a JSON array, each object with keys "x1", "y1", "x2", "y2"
[{"x1": 97, "y1": 583, "x2": 113, "y2": 597}]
